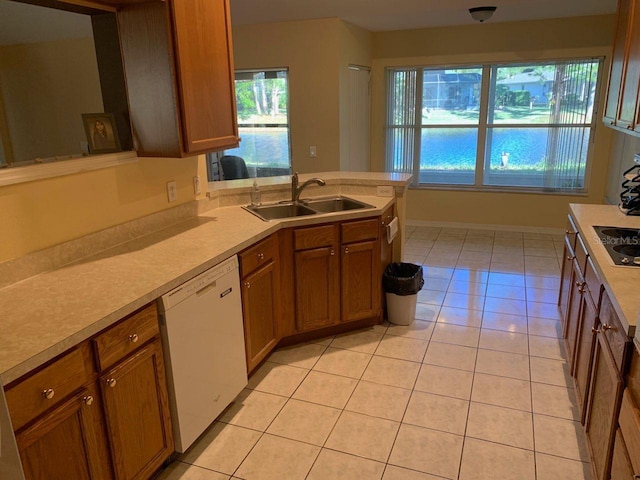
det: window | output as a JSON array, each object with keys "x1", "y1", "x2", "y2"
[
  {"x1": 386, "y1": 59, "x2": 602, "y2": 192},
  {"x1": 221, "y1": 69, "x2": 291, "y2": 178}
]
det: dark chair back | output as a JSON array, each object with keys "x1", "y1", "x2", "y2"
[{"x1": 220, "y1": 155, "x2": 250, "y2": 180}]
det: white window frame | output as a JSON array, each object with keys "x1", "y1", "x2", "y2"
[{"x1": 385, "y1": 58, "x2": 604, "y2": 194}]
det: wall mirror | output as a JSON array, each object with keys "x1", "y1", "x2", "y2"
[{"x1": 0, "y1": 0, "x2": 132, "y2": 171}]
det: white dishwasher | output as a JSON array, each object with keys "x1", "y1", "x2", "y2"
[{"x1": 158, "y1": 255, "x2": 247, "y2": 453}]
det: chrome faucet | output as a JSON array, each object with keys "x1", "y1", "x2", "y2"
[{"x1": 291, "y1": 172, "x2": 326, "y2": 202}]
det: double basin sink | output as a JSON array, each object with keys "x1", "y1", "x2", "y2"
[{"x1": 243, "y1": 196, "x2": 374, "y2": 221}]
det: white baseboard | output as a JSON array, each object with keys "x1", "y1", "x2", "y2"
[{"x1": 406, "y1": 219, "x2": 564, "y2": 236}]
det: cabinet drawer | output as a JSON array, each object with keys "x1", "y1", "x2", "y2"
[
  {"x1": 6, "y1": 343, "x2": 93, "y2": 431},
  {"x1": 584, "y1": 257, "x2": 602, "y2": 308},
  {"x1": 619, "y1": 389, "x2": 640, "y2": 474},
  {"x1": 565, "y1": 215, "x2": 578, "y2": 250},
  {"x1": 341, "y1": 218, "x2": 378, "y2": 244},
  {"x1": 93, "y1": 303, "x2": 159, "y2": 372},
  {"x1": 574, "y1": 233, "x2": 589, "y2": 275},
  {"x1": 599, "y1": 291, "x2": 630, "y2": 373},
  {"x1": 294, "y1": 224, "x2": 336, "y2": 250},
  {"x1": 240, "y1": 234, "x2": 277, "y2": 275}
]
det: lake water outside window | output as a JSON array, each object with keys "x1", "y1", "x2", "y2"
[
  {"x1": 223, "y1": 69, "x2": 291, "y2": 178},
  {"x1": 385, "y1": 59, "x2": 602, "y2": 192}
]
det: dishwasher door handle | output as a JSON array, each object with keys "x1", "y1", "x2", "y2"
[{"x1": 195, "y1": 281, "x2": 217, "y2": 297}]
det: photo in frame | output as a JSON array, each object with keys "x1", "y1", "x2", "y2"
[{"x1": 82, "y1": 113, "x2": 121, "y2": 154}]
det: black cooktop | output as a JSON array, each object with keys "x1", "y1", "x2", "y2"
[{"x1": 593, "y1": 226, "x2": 640, "y2": 266}]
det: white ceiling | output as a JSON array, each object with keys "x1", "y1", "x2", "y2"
[
  {"x1": 0, "y1": 0, "x2": 619, "y2": 47},
  {"x1": 230, "y1": 0, "x2": 618, "y2": 32}
]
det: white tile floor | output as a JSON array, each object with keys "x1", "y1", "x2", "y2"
[{"x1": 156, "y1": 227, "x2": 593, "y2": 480}]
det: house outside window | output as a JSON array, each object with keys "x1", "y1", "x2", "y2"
[
  {"x1": 217, "y1": 69, "x2": 291, "y2": 179},
  {"x1": 386, "y1": 59, "x2": 603, "y2": 192}
]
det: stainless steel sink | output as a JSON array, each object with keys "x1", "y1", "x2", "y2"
[
  {"x1": 243, "y1": 196, "x2": 374, "y2": 221},
  {"x1": 304, "y1": 196, "x2": 374, "y2": 213},
  {"x1": 244, "y1": 202, "x2": 316, "y2": 221},
  {"x1": 593, "y1": 226, "x2": 640, "y2": 266}
]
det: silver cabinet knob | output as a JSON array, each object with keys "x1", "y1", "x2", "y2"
[
  {"x1": 602, "y1": 323, "x2": 614, "y2": 331},
  {"x1": 83, "y1": 395, "x2": 94, "y2": 406},
  {"x1": 592, "y1": 327, "x2": 600, "y2": 334},
  {"x1": 567, "y1": 255, "x2": 575, "y2": 261},
  {"x1": 106, "y1": 378, "x2": 117, "y2": 388},
  {"x1": 129, "y1": 333, "x2": 139, "y2": 343},
  {"x1": 257, "y1": 252, "x2": 264, "y2": 260},
  {"x1": 245, "y1": 281, "x2": 250, "y2": 289},
  {"x1": 42, "y1": 388, "x2": 55, "y2": 400},
  {"x1": 344, "y1": 247, "x2": 349, "y2": 254},
  {"x1": 330, "y1": 249, "x2": 335, "y2": 256}
]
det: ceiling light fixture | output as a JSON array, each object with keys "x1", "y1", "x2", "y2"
[{"x1": 469, "y1": 6, "x2": 497, "y2": 23}]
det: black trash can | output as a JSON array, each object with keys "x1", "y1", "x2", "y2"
[{"x1": 383, "y1": 263, "x2": 424, "y2": 325}]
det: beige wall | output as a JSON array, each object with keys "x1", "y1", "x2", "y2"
[
  {"x1": 232, "y1": 19, "x2": 342, "y2": 173},
  {"x1": 0, "y1": 37, "x2": 104, "y2": 163},
  {"x1": 370, "y1": 15, "x2": 617, "y2": 229},
  {"x1": 0, "y1": 156, "x2": 198, "y2": 263}
]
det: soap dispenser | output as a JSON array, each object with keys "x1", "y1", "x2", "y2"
[{"x1": 250, "y1": 180, "x2": 262, "y2": 206}]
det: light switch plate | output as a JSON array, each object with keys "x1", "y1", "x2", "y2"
[
  {"x1": 167, "y1": 181, "x2": 177, "y2": 202},
  {"x1": 193, "y1": 176, "x2": 201, "y2": 195},
  {"x1": 377, "y1": 185, "x2": 394, "y2": 197}
]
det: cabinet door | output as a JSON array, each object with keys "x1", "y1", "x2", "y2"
[
  {"x1": 242, "y1": 260, "x2": 281, "y2": 372},
  {"x1": 558, "y1": 238, "x2": 575, "y2": 325},
  {"x1": 565, "y1": 260, "x2": 585, "y2": 370},
  {"x1": 604, "y1": 0, "x2": 632, "y2": 125},
  {"x1": 342, "y1": 240, "x2": 381, "y2": 323},
  {"x1": 586, "y1": 331, "x2": 625, "y2": 480},
  {"x1": 171, "y1": 0, "x2": 239, "y2": 153},
  {"x1": 17, "y1": 385, "x2": 112, "y2": 480},
  {"x1": 101, "y1": 341, "x2": 173, "y2": 480},
  {"x1": 611, "y1": 429, "x2": 635, "y2": 480},
  {"x1": 573, "y1": 291, "x2": 597, "y2": 424},
  {"x1": 620, "y1": 0, "x2": 640, "y2": 129},
  {"x1": 295, "y1": 246, "x2": 340, "y2": 332}
]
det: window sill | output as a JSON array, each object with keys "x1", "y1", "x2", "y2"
[
  {"x1": 408, "y1": 183, "x2": 589, "y2": 196},
  {"x1": 0, "y1": 151, "x2": 138, "y2": 187}
]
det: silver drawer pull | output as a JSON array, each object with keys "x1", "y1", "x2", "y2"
[
  {"x1": 42, "y1": 388, "x2": 55, "y2": 400},
  {"x1": 106, "y1": 378, "x2": 117, "y2": 388},
  {"x1": 602, "y1": 323, "x2": 614, "y2": 331},
  {"x1": 129, "y1": 333, "x2": 139, "y2": 343},
  {"x1": 257, "y1": 252, "x2": 264, "y2": 260},
  {"x1": 83, "y1": 396, "x2": 94, "y2": 406},
  {"x1": 345, "y1": 247, "x2": 349, "y2": 254},
  {"x1": 330, "y1": 249, "x2": 335, "y2": 256}
]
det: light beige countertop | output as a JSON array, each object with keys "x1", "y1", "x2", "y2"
[
  {"x1": 569, "y1": 204, "x2": 640, "y2": 344},
  {"x1": 0, "y1": 173, "x2": 410, "y2": 385}
]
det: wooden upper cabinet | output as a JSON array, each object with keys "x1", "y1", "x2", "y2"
[
  {"x1": 604, "y1": 0, "x2": 632, "y2": 125},
  {"x1": 117, "y1": 0, "x2": 239, "y2": 157},
  {"x1": 171, "y1": 0, "x2": 239, "y2": 153},
  {"x1": 604, "y1": 0, "x2": 640, "y2": 134}
]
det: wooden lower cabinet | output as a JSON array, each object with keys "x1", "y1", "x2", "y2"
[
  {"x1": 611, "y1": 429, "x2": 635, "y2": 480},
  {"x1": 341, "y1": 240, "x2": 379, "y2": 323},
  {"x1": 574, "y1": 290, "x2": 598, "y2": 423},
  {"x1": 7, "y1": 303, "x2": 174, "y2": 480},
  {"x1": 241, "y1": 259, "x2": 281, "y2": 371},
  {"x1": 100, "y1": 340, "x2": 173, "y2": 480},
  {"x1": 586, "y1": 331, "x2": 625, "y2": 480},
  {"x1": 565, "y1": 260, "x2": 585, "y2": 367},
  {"x1": 558, "y1": 238, "x2": 575, "y2": 323},
  {"x1": 16, "y1": 384, "x2": 112, "y2": 480},
  {"x1": 295, "y1": 246, "x2": 340, "y2": 331}
]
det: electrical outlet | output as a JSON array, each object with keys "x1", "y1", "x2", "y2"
[
  {"x1": 377, "y1": 185, "x2": 394, "y2": 197},
  {"x1": 167, "y1": 181, "x2": 177, "y2": 202},
  {"x1": 309, "y1": 146, "x2": 317, "y2": 157},
  {"x1": 193, "y1": 175, "x2": 201, "y2": 195}
]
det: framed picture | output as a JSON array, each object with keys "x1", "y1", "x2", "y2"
[{"x1": 82, "y1": 113, "x2": 121, "y2": 154}]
